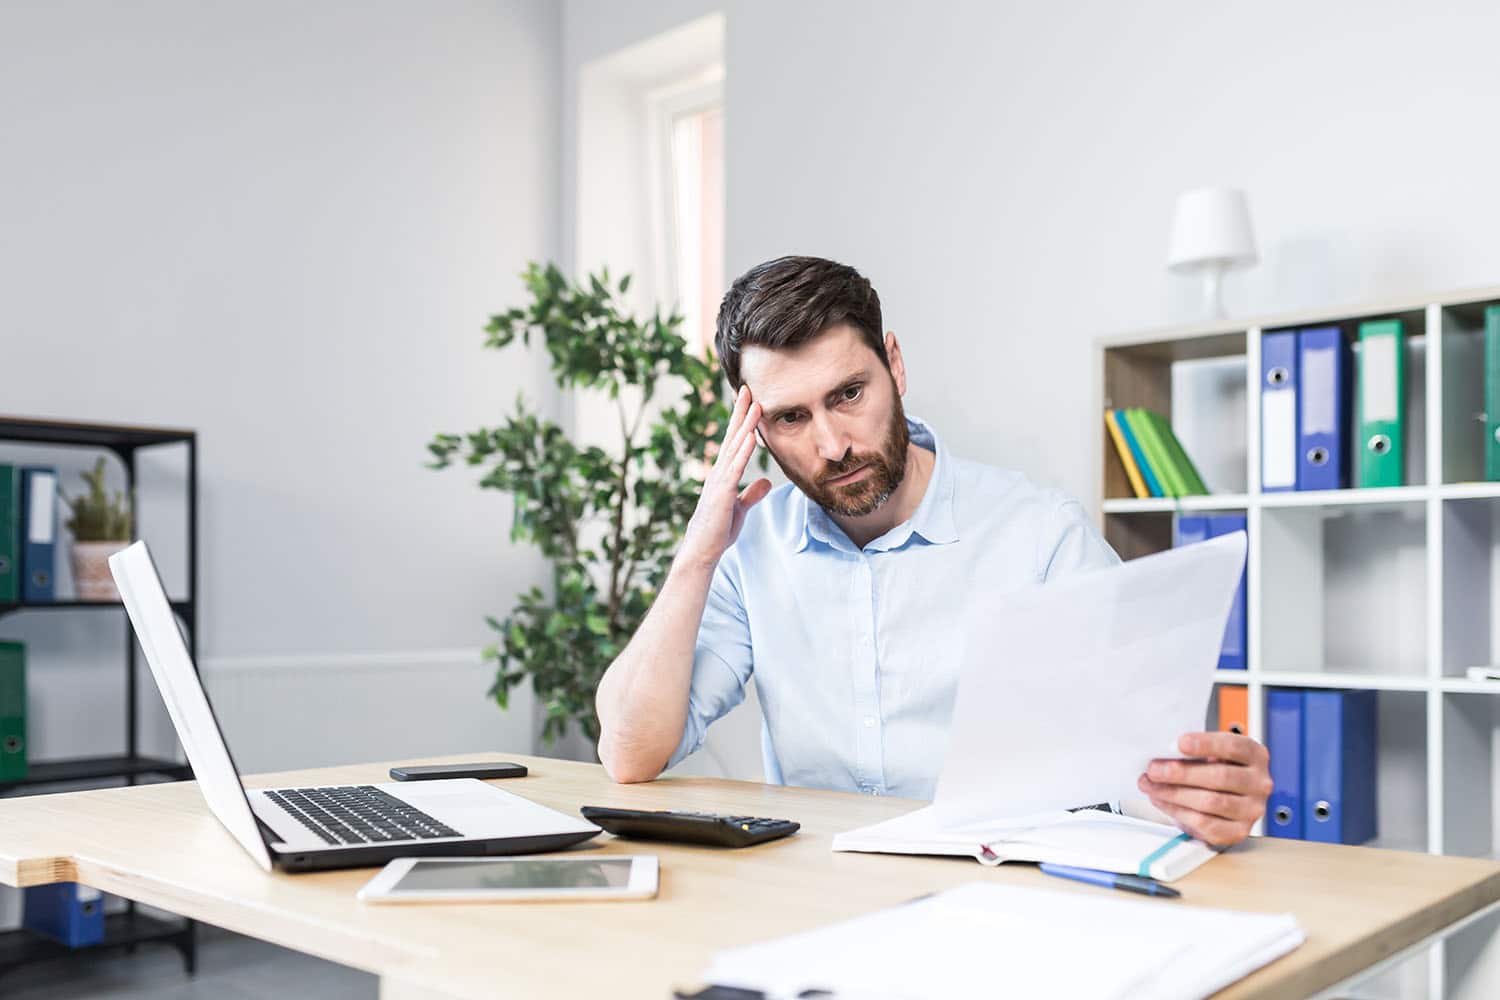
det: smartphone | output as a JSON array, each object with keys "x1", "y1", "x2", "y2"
[
  {"x1": 357, "y1": 855, "x2": 658, "y2": 904},
  {"x1": 388, "y1": 762, "x2": 528, "y2": 781}
]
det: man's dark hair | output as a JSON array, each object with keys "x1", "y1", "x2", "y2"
[{"x1": 713, "y1": 256, "x2": 887, "y2": 389}]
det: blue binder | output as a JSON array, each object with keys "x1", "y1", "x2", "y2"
[
  {"x1": 1296, "y1": 326, "x2": 1350, "y2": 491},
  {"x1": 1174, "y1": 515, "x2": 1209, "y2": 547},
  {"x1": 1303, "y1": 689, "x2": 1378, "y2": 845},
  {"x1": 1173, "y1": 515, "x2": 1246, "y2": 670},
  {"x1": 1261, "y1": 331, "x2": 1300, "y2": 493},
  {"x1": 1265, "y1": 689, "x2": 1304, "y2": 839},
  {"x1": 1205, "y1": 515, "x2": 1247, "y2": 670},
  {"x1": 18, "y1": 467, "x2": 57, "y2": 603},
  {"x1": 22, "y1": 882, "x2": 105, "y2": 947}
]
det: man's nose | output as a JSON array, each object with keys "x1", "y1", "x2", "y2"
[{"x1": 811, "y1": 413, "x2": 850, "y2": 463}]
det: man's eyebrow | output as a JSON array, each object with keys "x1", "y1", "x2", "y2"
[{"x1": 760, "y1": 369, "x2": 873, "y2": 423}]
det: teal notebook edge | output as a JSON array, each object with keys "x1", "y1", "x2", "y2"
[
  {"x1": 0, "y1": 464, "x2": 16, "y2": 603},
  {"x1": 1115, "y1": 411, "x2": 1164, "y2": 497}
]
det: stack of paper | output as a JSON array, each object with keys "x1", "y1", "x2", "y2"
[{"x1": 702, "y1": 882, "x2": 1304, "y2": 1000}]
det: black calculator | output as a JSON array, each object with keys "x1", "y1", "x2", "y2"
[{"x1": 579, "y1": 806, "x2": 800, "y2": 848}]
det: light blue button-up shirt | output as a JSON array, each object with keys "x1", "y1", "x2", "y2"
[{"x1": 666, "y1": 416, "x2": 1121, "y2": 799}]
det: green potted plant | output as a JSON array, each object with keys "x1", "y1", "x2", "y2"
[
  {"x1": 429, "y1": 262, "x2": 739, "y2": 747},
  {"x1": 63, "y1": 457, "x2": 134, "y2": 601}
]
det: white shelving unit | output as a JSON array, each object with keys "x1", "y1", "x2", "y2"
[{"x1": 1095, "y1": 286, "x2": 1500, "y2": 1000}]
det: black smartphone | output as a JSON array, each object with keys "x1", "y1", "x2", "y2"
[{"x1": 388, "y1": 762, "x2": 528, "y2": 782}]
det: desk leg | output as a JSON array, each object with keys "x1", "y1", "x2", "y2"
[{"x1": 379, "y1": 977, "x2": 466, "y2": 1000}]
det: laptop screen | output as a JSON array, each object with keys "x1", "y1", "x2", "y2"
[{"x1": 110, "y1": 541, "x2": 274, "y2": 871}]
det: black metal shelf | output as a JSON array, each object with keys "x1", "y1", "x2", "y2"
[
  {"x1": 1, "y1": 415, "x2": 199, "y2": 979},
  {"x1": 0, "y1": 755, "x2": 190, "y2": 793},
  {"x1": 0, "y1": 599, "x2": 192, "y2": 615},
  {"x1": 0, "y1": 416, "x2": 194, "y2": 450},
  {"x1": 0, "y1": 911, "x2": 195, "y2": 979}
]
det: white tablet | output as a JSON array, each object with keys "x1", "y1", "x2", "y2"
[{"x1": 356, "y1": 855, "x2": 658, "y2": 904}]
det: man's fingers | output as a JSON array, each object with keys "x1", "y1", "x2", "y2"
[
  {"x1": 714, "y1": 387, "x2": 751, "y2": 467},
  {"x1": 738, "y1": 477, "x2": 772, "y2": 509},
  {"x1": 722, "y1": 404, "x2": 761, "y2": 481},
  {"x1": 1177, "y1": 731, "x2": 1268, "y2": 767},
  {"x1": 1138, "y1": 775, "x2": 1261, "y2": 822},
  {"x1": 1147, "y1": 798, "x2": 1244, "y2": 848},
  {"x1": 1145, "y1": 758, "x2": 1270, "y2": 798}
]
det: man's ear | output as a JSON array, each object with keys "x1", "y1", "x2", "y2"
[{"x1": 885, "y1": 331, "x2": 908, "y2": 396}]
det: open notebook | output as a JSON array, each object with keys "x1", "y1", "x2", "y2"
[
  {"x1": 702, "y1": 882, "x2": 1304, "y2": 1000},
  {"x1": 832, "y1": 803, "x2": 1217, "y2": 882}
]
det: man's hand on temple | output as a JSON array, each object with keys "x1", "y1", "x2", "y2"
[{"x1": 1137, "y1": 731, "x2": 1272, "y2": 847}]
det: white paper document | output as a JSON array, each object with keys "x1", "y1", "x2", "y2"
[
  {"x1": 934, "y1": 531, "x2": 1248, "y2": 827},
  {"x1": 834, "y1": 531, "x2": 1247, "y2": 878},
  {"x1": 702, "y1": 882, "x2": 1304, "y2": 1000}
]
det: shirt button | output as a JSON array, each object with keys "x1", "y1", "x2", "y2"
[{"x1": 863, "y1": 716, "x2": 876, "y2": 728}]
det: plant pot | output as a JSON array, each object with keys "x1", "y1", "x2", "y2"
[{"x1": 72, "y1": 540, "x2": 130, "y2": 601}]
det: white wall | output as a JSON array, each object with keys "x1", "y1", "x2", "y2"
[
  {"x1": 720, "y1": 0, "x2": 1500, "y2": 505},
  {"x1": 0, "y1": 0, "x2": 559, "y2": 776},
  {"x1": 557, "y1": 1, "x2": 1500, "y2": 787}
]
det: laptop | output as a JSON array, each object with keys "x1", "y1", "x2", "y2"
[{"x1": 109, "y1": 540, "x2": 601, "y2": 873}]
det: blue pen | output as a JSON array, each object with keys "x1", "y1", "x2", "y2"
[{"x1": 1038, "y1": 863, "x2": 1181, "y2": 899}]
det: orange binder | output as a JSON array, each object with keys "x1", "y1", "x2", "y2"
[{"x1": 1218, "y1": 686, "x2": 1249, "y2": 736}]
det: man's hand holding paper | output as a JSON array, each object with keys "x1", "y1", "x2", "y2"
[{"x1": 1139, "y1": 729, "x2": 1272, "y2": 847}]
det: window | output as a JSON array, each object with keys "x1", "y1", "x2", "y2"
[{"x1": 649, "y1": 74, "x2": 724, "y2": 355}]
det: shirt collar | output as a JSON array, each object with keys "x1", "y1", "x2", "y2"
[{"x1": 794, "y1": 414, "x2": 959, "y2": 553}]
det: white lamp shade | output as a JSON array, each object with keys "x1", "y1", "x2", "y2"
[{"x1": 1166, "y1": 187, "x2": 1258, "y2": 272}]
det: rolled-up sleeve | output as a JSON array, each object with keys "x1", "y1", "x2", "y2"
[{"x1": 664, "y1": 550, "x2": 755, "y2": 769}]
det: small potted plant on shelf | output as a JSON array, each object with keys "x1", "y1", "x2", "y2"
[{"x1": 63, "y1": 457, "x2": 133, "y2": 601}]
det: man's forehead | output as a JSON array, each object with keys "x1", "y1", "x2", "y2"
[{"x1": 740, "y1": 325, "x2": 878, "y2": 404}]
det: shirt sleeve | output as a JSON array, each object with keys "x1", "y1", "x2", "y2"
[
  {"x1": 1040, "y1": 495, "x2": 1121, "y2": 582},
  {"x1": 664, "y1": 551, "x2": 755, "y2": 770}
]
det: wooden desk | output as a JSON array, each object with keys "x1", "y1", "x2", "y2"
[{"x1": 1, "y1": 752, "x2": 1497, "y2": 999}]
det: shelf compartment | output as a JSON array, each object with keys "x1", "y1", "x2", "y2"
[
  {"x1": 0, "y1": 910, "x2": 192, "y2": 977},
  {"x1": 1440, "y1": 298, "x2": 1500, "y2": 486},
  {"x1": 1444, "y1": 497, "x2": 1499, "y2": 679},
  {"x1": 0, "y1": 755, "x2": 189, "y2": 792},
  {"x1": 1260, "y1": 501, "x2": 1427, "y2": 677},
  {"x1": 1101, "y1": 332, "x2": 1248, "y2": 502},
  {"x1": 1441, "y1": 693, "x2": 1500, "y2": 860}
]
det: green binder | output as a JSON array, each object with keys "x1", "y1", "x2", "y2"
[
  {"x1": 1124, "y1": 409, "x2": 1185, "y2": 496},
  {"x1": 1357, "y1": 319, "x2": 1405, "y2": 488},
  {"x1": 0, "y1": 640, "x2": 24, "y2": 782},
  {"x1": 0, "y1": 464, "x2": 16, "y2": 603},
  {"x1": 1142, "y1": 410, "x2": 1209, "y2": 495},
  {"x1": 1486, "y1": 306, "x2": 1500, "y2": 482}
]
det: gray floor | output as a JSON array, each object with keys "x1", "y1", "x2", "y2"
[{"x1": 3, "y1": 923, "x2": 374, "y2": 999}]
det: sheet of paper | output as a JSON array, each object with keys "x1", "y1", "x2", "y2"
[
  {"x1": 703, "y1": 881, "x2": 1302, "y2": 1000},
  {"x1": 704, "y1": 883, "x2": 1173, "y2": 1000},
  {"x1": 934, "y1": 531, "x2": 1247, "y2": 828}
]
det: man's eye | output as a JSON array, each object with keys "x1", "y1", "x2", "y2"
[
  {"x1": 842, "y1": 384, "x2": 863, "y2": 402},
  {"x1": 778, "y1": 413, "x2": 801, "y2": 426}
]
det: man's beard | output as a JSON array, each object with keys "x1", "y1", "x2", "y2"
[{"x1": 779, "y1": 392, "x2": 910, "y2": 518}]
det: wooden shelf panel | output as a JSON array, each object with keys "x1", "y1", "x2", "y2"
[{"x1": 0, "y1": 416, "x2": 194, "y2": 449}]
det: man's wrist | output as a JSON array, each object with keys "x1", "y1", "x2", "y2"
[{"x1": 671, "y1": 546, "x2": 721, "y2": 579}]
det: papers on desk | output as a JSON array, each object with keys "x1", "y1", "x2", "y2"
[
  {"x1": 832, "y1": 804, "x2": 1217, "y2": 882},
  {"x1": 702, "y1": 882, "x2": 1304, "y2": 1000},
  {"x1": 836, "y1": 533, "x2": 1247, "y2": 879}
]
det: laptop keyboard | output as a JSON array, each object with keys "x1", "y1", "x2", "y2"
[{"x1": 263, "y1": 785, "x2": 461, "y2": 846}]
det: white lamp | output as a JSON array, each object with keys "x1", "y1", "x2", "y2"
[{"x1": 1166, "y1": 187, "x2": 1258, "y2": 319}]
